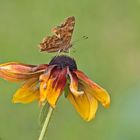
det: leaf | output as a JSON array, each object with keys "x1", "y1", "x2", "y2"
[{"x1": 39, "y1": 101, "x2": 50, "y2": 126}]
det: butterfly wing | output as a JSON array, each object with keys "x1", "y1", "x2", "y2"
[
  {"x1": 52, "y1": 16, "x2": 75, "y2": 40},
  {"x1": 39, "y1": 16, "x2": 75, "y2": 53},
  {"x1": 39, "y1": 35, "x2": 63, "y2": 53}
]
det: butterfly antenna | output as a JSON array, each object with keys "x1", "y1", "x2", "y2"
[{"x1": 72, "y1": 36, "x2": 88, "y2": 45}]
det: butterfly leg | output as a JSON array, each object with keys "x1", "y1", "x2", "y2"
[
  {"x1": 68, "y1": 48, "x2": 71, "y2": 56},
  {"x1": 56, "y1": 49, "x2": 61, "y2": 56}
]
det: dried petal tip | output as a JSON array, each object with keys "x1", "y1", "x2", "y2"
[{"x1": 49, "y1": 55, "x2": 77, "y2": 71}]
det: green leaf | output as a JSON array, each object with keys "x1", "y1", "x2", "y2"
[{"x1": 39, "y1": 101, "x2": 50, "y2": 126}]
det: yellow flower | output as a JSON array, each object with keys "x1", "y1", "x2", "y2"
[{"x1": 0, "y1": 55, "x2": 110, "y2": 121}]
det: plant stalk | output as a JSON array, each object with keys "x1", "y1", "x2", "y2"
[{"x1": 38, "y1": 106, "x2": 53, "y2": 140}]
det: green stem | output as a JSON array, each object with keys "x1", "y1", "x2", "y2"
[{"x1": 38, "y1": 106, "x2": 53, "y2": 140}]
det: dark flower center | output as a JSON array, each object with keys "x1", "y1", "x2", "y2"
[{"x1": 49, "y1": 55, "x2": 77, "y2": 70}]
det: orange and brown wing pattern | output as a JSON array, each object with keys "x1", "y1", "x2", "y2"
[{"x1": 39, "y1": 16, "x2": 75, "y2": 53}]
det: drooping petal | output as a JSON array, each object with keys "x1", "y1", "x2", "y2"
[
  {"x1": 39, "y1": 66, "x2": 55, "y2": 102},
  {"x1": 74, "y1": 70, "x2": 110, "y2": 108},
  {"x1": 0, "y1": 62, "x2": 48, "y2": 82},
  {"x1": 13, "y1": 78, "x2": 39, "y2": 103},
  {"x1": 40, "y1": 67, "x2": 67, "y2": 107},
  {"x1": 67, "y1": 68, "x2": 84, "y2": 97},
  {"x1": 67, "y1": 87, "x2": 98, "y2": 121}
]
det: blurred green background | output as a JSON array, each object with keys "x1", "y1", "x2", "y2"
[{"x1": 0, "y1": 0, "x2": 140, "y2": 140}]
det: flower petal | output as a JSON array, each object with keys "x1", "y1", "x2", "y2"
[
  {"x1": 67, "y1": 87, "x2": 98, "y2": 121},
  {"x1": 74, "y1": 70, "x2": 110, "y2": 108},
  {"x1": 39, "y1": 66, "x2": 55, "y2": 102},
  {"x1": 67, "y1": 68, "x2": 84, "y2": 97},
  {"x1": 13, "y1": 78, "x2": 39, "y2": 103},
  {"x1": 0, "y1": 62, "x2": 48, "y2": 82},
  {"x1": 40, "y1": 67, "x2": 67, "y2": 107}
]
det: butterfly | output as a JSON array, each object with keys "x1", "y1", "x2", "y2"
[{"x1": 39, "y1": 16, "x2": 75, "y2": 53}]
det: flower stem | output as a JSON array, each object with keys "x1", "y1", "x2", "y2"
[{"x1": 38, "y1": 106, "x2": 53, "y2": 140}]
